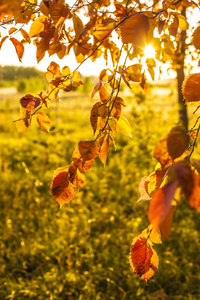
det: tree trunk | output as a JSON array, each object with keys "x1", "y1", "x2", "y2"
[{"x1": 175, "y1": 8, "x2": 188, "y2": 130}]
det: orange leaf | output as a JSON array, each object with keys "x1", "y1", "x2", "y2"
[
  {"x1": 0, "y1": 35, "x2": 8, "y2": 50},
  {"x1": 73, "y1": 12, "x2": 83, "y2": 38},
  {"x1": 160, "y1": 205, "x2": 177, "y2": 238},
  {"x1": 10, "y1": 37, "x2": 24, "y2": 62},
  {"x1": 189, "y1": 174, "x2": 200, "y2": 212},
  {"x1": 130, "y1": 236, "x2": 158, "y2": 283},
  {"x1": 153, "y1": 138, "x2": 172, "y2": 168},
  {"x1": 193, "y1": 26, "x2": 200, "y2": 49},
  {"x1": 120, "y1": 14, "x2": 149, "y2": 47},
  {"x1": 91, "y1": 80, "x2": 102, "y2": 98},
  {"x1": 9, "y1": 27, "x2": 17, "y2": 35},
  {"x1": 72, "y1": 147, "x2": 94, "y2": 173},
  {"x1": 182, "y1": 73, "x2": 200, "y2": 103},
  {"x1": 20, "y1": 28, "x2": 31, "y2": 44},
  {"x1": 50, "y1": 170, "x2": 76, "y2": 207},
  {"x1": 90, "y1": 102, "x2": 101, "y2": 134},
  {"x1": 36, "y1": 111, "x2": 50, "y2": 132},
  {"x1": 78, "y1": 141, "x2": 99, "y2": 162},
  {"x1": 93, "y1": 18, "x2": 115, "y2": 41},
  {"x1": 99, "y1": 135, "x2": 109, "y2": 166},
  {"x1": 99, "y1": 84, "x2": 110, "y2": 102},
  {"x1": 167, "y1": 125, "x2": 189, "y2": 160},
  {"x1": 148, "y1": 179, "x2": 179, "y2": 228}
]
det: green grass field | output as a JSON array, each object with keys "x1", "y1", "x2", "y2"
[{"x1": 1, "y1": 84, "x2": 200, "y2": 299}]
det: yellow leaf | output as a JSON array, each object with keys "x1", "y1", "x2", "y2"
[
  {"x1": 177, "y1": 14, "x2": 188, "y2": 31},
  {"x1": 117, "y1": 116, "x2": 132, "y2": 138},
  {"x1": 29, "y1": 16, "x2": 47, "y2": 37},
  {"x1": 36, "y1": 111, "x2": 50, "y2": 132}
]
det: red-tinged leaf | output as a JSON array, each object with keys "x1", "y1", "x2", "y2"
[
  {"x1": 73, "y1": 12, "x2": 83, "y2": 38},
  {"x1": 50, "y1": 170, "x2": 76, "y2": 207},
  {"x1": 36, "y1": 38, "x2": 49, "y2": 63},
  {"x1": 189, "y1": 174, "x2": 200, "y2": 212},
  {"x1": 78, "y1": 141, "x2": 99, "y2": 161},
  {"x1": 0, "y1": 36, "x2": 8, "y2": 50},
  {"x1": 120, "y1": 14, "x2": 149, "y2": 47},
  {"x1": 10, "y1": 37, "x2": 24, "y2": 62},
  {"x1": 91, "y1": 80, "x2": 102, "y2": 98},
  {"x1": 36, "y1": 111, "x2": 50, "y2": 132},
  {"x1": 90, "y1": 102, "x2": 101, "y2": 134},
  {"x1": 130, "y1": 237, "x2": 158, "y2": 283},
  {"x1": 20, "y1": 28, "x2": 31, "y2": 44},
  {"x1": 9, "y1": 27, "x2": 17, "y2": 35},
  {"x1": 99, "y1": 136, "x2": 109, "y2": 166},
  {"x1": 99, "y1": 84, "x2": 110, "y2": 102},
  {"x1": 111, "y1": 97, "x2": 124, "y2": 120},
  {"x1": 29, "y1": 15, "x2": 47, "y2": 37},
  {"x1": 148, "y1": 179, "x2": 179, "y2": 228},
  {"x1": 167, "y1": 125, "x2": 189, "y2": 160},
  {"x1": 51, "y1": 77, "x2": 73, "y2": 92},
  {"x1": 138, "y1": 176, "x2": 151, "y2": 201},
  {"x1": 117, "y1": 116, "x2": 132, "y2": 138},
  {"x1": 160, "y1": 205, "x2": 177, "y2": 237},
  {"x1": 20, "y1": 94, "x2": 41, "y2": 111},
  {"x1": 182, "y1": 73, "x2": 200, "y2": 103}
]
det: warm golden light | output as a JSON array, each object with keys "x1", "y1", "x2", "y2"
[{"x1": 143, "y1": 45, "x2": 156, "y2": 59}]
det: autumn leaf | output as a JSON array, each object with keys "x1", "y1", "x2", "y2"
[
  {"x1": 90, "y1": 102, "x2": 101, "y2": 134},
  {"x1": 130, "y1": 236, "x2": 159, "y2": 283},
  {"x1": 36, "y1": 111, "x2": 50, "y2": 132},
  {"x1": 159, "y1": 205, "x2": 177, "y2": 238},
  {"x1": 182, "y1": 73, "x2": 200, "y2": 103},
  {"x1": 167, "y1": 125, "x2": 189, "y2": 160},
  {"x1": 120, "y1": 14, "x2": 149, "y2": 47},
  {"x1": 117, "y1": 116, "x2": 132, "y2": 138},
  {"x1": 99, "y1": 135, "x2": 109, "y2": 166},
  {"x1": 73, "y1": 13, "x2": 83, "y2": 38},
  {"x1": 15, "y1": 110, "x2": 32, "y2": 133},
  {"x1": 99, "y1": 84, "x2": 110, "y2": 102},
  {"x1": 20, "y1": 94, "x2": 41, "y2": 111},
  {"x1": 0, "y1": 36, "x2": 8, "y2": 50},
  {"x1": 193, "y1": 26, "x2": 200, "y2": 49},
  {"x1": 20, "y1": 28, "x2": 31, "y2": 44},
  {"x1": 189, "y1": 174, "x2": 200, "y2": 212},
  {"x1": 72, "y1": 147, "x2": 94, "y2": 173},
  {"x1": 78, "y1": 141, "x2": 99, "y2": 162},
  {"x1": 10, "y1": 37, "x2": 24, "y2": 62},
  {"x1": 153, "y1": 138, "x2": 172, "y2": 168},
  {"x1": 50, "y1": 169, "x2": 76, "y2": 207},
  {"x1": 29, "y1": 15, "x2": 47, "y2": 37},
  {"x1": 148, "y1": 179, "x2": 179, "y2": 228},
  {"x1": 138, "y1": 176, "x2": 151, "y2": 201}
]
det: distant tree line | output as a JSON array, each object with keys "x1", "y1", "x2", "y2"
[{"x1": 0, "y1": 65, "x2": 44, "y2": 81}]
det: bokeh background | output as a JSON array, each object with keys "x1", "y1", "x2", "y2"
[{"x1": 1, "y1": 66, "x2": 200, "y2": 299}]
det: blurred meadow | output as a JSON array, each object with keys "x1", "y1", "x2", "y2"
[{"x1": 1, "y1": 68, "x2": 200, "y2": 299}]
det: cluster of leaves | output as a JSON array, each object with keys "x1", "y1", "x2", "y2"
[{"x1": 1, "y1": 0, "x2": 200, "y2": 284}]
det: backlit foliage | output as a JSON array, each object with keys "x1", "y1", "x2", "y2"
[{"x1": 1, "y1": 0, "x2": 200, "y2": 283}]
